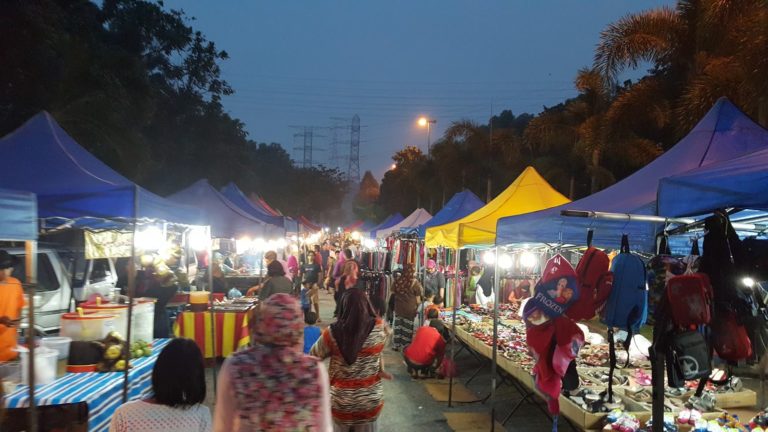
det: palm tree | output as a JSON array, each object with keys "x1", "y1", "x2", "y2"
[{"x1": 595, "y1": 0, "x2": 768, "y2": 131}]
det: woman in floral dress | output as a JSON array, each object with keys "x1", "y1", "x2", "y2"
[{"x1": 214, "y1": 293, "x2": 332, "y2": 431}]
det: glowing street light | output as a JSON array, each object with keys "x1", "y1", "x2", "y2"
[{"x1": 417, "y1": 117, "x2": 436, "y2": 153}]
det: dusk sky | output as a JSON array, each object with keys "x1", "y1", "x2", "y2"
[{"x1": 162, "y1": 1, "x2": 673, "y2": 181}]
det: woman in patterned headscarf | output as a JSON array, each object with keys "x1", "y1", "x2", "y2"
[
  {"x1": 214, "y1": 293, "x2": 332, "y2": 431},
  {"x1": 390, "y1": 264, "x2": 423, "y2": 351},
  {"x1": 311, "y1": 288, "x2": 390, "y2": 431}
]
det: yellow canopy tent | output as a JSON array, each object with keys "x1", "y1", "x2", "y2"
[{"x1": 425, "y1": 166, "x2": 570, "y2": 248}]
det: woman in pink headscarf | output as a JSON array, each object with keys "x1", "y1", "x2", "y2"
[{"x1": 214, "y1": 293, "x2": 332, "y2": 431}]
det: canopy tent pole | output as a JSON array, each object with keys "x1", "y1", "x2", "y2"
[
  {"x1": 490, "y1": 246, "x2": 501, "y2": 429},
  {"x1": 422, "y1": 240, "x2": 429, "y2": 288},
  {"x1": 25, "y1": 239, "x2": 37, "y2": 431},
  {"x1": 208, "y1": 226, "x2": 217, "y2": 394},
  {"x1": 123, "y1": 187, "x2": 138, "y2": 403},
  {"x1": 448, "y1": 247, "x2": 460, "y2": 408}
]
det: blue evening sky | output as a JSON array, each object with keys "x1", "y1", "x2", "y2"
[{"x1": 162, "y1": 0, "x2": 674, "y2": 181}]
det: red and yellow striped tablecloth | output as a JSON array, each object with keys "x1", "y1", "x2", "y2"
[{"x1": 173, "y1": 310, "x2": 250, "y2": 358}]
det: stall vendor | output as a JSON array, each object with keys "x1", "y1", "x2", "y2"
[
  {"x1": 424, "y1": 260, "x2": 446, "y2": 300},
  {"x1": 0, "y1": 251, "x2": 24, "y2": 362},
  {"x1": 138, "y1": 250, "x2": 181, "y2": 338}
]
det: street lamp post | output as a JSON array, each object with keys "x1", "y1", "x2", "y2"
[{"x1": 418, "y1": 117, "x2": 436, "y2": 153}]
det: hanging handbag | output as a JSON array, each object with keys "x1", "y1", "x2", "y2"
[
  {"x1": 668, "y1": 330, "x2": 711, "y2": 384},
  {"x1": 712, "y1": 310, "x2": 753, "y2": 362}
]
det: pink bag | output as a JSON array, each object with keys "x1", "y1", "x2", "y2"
[{"x1": 438, "y1": 358, "x2": 457, "y2": 378}]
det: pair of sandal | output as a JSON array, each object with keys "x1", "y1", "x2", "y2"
[
  {"x1": 606, "y1": 410, "x2": 640, "y2": 432},
  {"x1": 678, "y1": 408, "x2": 703, "y2": 425},
  {"x1": 644, "y1": 414, "x2": 677, "y2": 432},
  {"x1": 688, "y1": 392, "x2": 717, "y2": 412},
  {"x1": 633, "y1": 368, "x2": 651, "y2": 386}
]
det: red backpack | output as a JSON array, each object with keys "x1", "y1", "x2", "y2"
[
  {"x1": 712, "y1": 311, "x2": 753, "y2": 361},
  {"x1": 568, "y1": 246, "x2": 614, "y2": 321},
  {"x1": 665, "y1": 273, "x2": 713, "y2": 327}
]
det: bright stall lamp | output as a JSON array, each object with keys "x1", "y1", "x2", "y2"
[
  {"x1": 351, "y1": 231, "x2": 361, "y2": 241},
  {"x1": 363, "y1": 238, "x2": 376, "y2": 249},
  {"x1": 274, "y1": 238, "x2": 287, "y2": 249},
  {"x1": 482, "y1": 251, "x2": 496, "y2": 265},
  {"x1": 135, "y1": 227, "x2": 165, "y2": 251},
  {"x1": 236, "y1": 237, "x2": 252, "y2": 254},
  {"x1": 498, "y1": 254, "x2": 513, "y2": 270},
  {"x1": 742, "y1": 277, "x2": 755, "y2": 288},
  {"x1": 252, "y1": 238, "x2": 266, "y2": 252},
  {"x1": 520, "y1": 251, "x2": 537, "y2": 268},
  {"x1": 188, "y1": 227, "x2": 209, "y2": 251}
]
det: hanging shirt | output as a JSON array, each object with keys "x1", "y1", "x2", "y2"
[{"x1": 0, "y1": 276, "x2": 24, "y2": 361}]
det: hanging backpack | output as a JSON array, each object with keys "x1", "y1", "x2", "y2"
[
  {"x1": 667, "y1": 330, "x2": 711, "y2": 387},
  {"x1": 601, "y1": 234, "x2": 647, "y2": 403},
  {"x1": 666, "y1": 273, "x2": 713, "y2": 327},
  {"x1": 602, "y1": 235, "x2": 648, "y2": 332},
  {"x1": 569, "y1": 231, "x2": 614, "y2": 321},
  {"x1": 524, "y1": 253, "x2": 579, "y2": 323},
  {"x1": 712, "y1": 310, "x2": 753, "y2": 362}
]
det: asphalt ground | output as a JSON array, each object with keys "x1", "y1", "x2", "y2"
[{"x1": 203, "y1": 289, "x2": 566, "y2": 431}]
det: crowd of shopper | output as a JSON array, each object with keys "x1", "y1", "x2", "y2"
[{"x1": 107, "y1": 245, "x2": 453, "y2": 432}]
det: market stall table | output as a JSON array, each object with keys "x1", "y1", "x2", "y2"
[
  {"x1": 224, "y1": 274, "x2": 262, "y2": 292},
  {"x1": 173, "y1": 308, "x2": 251, "y2": 358},
  {"x1": 447, "y1": 308, "x2": 758, "y2": 431},
  {"x1": 3, "y1": 338, "x2": 171, "y2": 432}
]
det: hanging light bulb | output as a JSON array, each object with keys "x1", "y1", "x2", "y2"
[{"x1": 520, "y1": 251, "x2": 537, "y2": 268}]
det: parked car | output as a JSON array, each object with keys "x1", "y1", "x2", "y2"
[{"x1": 8, "y1": 247, "x2": 117, "y2": 335}]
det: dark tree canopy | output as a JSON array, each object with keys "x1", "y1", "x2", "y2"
[{"x1": 0, "y1": 0, "x2": 346, "y2": 224}]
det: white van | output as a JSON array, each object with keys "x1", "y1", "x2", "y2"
[{"x1": 8, "y1": 247, "x2": 117, "y2": 335}]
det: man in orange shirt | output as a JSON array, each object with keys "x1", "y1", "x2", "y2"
[{"x1": 0, "y1": 250, "x2": 24, "y2": 362}]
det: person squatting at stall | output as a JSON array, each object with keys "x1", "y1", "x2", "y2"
[
  {"x1": 0, "y1": 251, "x2": 23, "y2": 362},
  {"x1": 403, "y1": 308, "x2": 448, "y2": 379},
  {"x1": 391, "y1": 264, "x2": 423, "y2": 351}
]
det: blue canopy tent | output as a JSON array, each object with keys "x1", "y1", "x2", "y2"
[
  {"x1": 0, "y1": 188, "x2": 38, "y2": 241},
  {"x1": 0, "y1": 112, "x2": 203, "y2": 226},
  {"x1": 367, "y1": 213, "x2": 404, "y2": 238},
  {"x1": 359, "y1": 220, "x2": 377, "y2": 232},
  {"x1": 658, "y1": 146, "x2": 768, "y2": 217},
  {"x1": 220, "y1": 183, "x2": 289, "y2": 236},
  {"x1": 496, "y1": 98, "x2": 768, "y2": 251},
  {"x1": 167, "y1": 179, "x2": 269, "y2": 239},
  {"x1": 416, "y1": 190, "x2": 484, "y2": 238}
]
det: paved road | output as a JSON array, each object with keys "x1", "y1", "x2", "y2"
[{"x1": 203, "y1": 288, "x2": 566, "y2": 431}]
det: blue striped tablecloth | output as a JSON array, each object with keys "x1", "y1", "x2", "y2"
[{"x1": 3, "y1": 338, "x2": 171, "y2": 432}]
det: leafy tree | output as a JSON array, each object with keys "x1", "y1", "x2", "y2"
[
  {"x1": 0, "y1": 0, "x2": 346, "y2": 222},
  {"x1": 595, "y1": 0, "x2": 768, "y2": 132}
]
